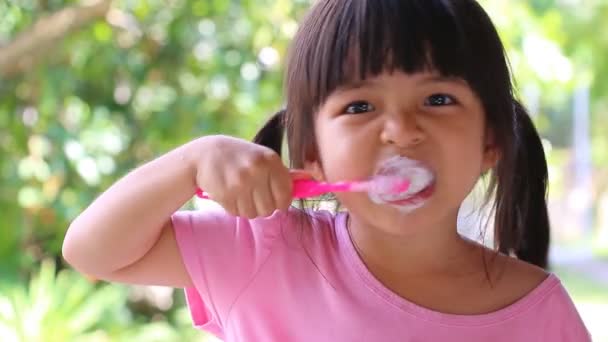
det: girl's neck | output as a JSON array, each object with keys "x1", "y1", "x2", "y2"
[{"x1": 346, "y1": 211, "x2": 482, "y2": 278}]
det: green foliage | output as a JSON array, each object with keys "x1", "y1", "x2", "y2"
[
  {"x1": 0, "y1": 259, "x2": 129, "y2": 341},
  {"x1": 0, "y1": 260, "x2": 209, "y2": 341},
  {"x1": 0, "y1": 0, "x2": 309, "y2": 275},
  {"x1": 479, "y1": 1, "x2": 608, "y2": 145}
]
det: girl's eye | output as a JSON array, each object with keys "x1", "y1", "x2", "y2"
[
  {"x1": 343, "y1": 101, "x2": 375, "y2": 114},
  {"x1": 424, "y1": 94, "x2": 457, "y2": 106}
]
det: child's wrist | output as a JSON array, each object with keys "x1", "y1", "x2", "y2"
[{"x1": 183, "y1": 135, "x2": 221, "y2": 188}]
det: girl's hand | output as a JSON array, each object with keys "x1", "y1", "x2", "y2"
[{"x1": 193, "y1": 135, "x2": 301, "y2": 218}]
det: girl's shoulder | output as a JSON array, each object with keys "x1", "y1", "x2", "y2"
[
  {"x1": 482, "y1": 252, "x2": 582, "y2": 320},
  {"x1": 490, "y1": 255, "x2": 590, "y2": 339},
  {"x1": 456, "y1": 242, "x2": 551, "y2": 312},
  {"x1": 492, "y1": 254, "x2": 549, "y2": 299}
]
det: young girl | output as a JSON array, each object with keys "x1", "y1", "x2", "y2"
[{"x1": 63, "y1": 0, "x2": 591, "y2": 340}]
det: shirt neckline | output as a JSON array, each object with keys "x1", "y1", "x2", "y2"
[{"x1": 335, "y1": 212, "x2": 560, "y2": 327}]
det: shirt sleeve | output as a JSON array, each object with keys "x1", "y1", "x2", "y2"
[{"x1": 171, "y1": 202, "x2": 284, "y2": 336}]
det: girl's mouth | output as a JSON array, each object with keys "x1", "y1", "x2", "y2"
[
  {"x1": 384, "y1": 182, "x2": 435, "y2": 206},
  {"x1": 369, "y1": 156, "x2": 436, "y2": 211}
]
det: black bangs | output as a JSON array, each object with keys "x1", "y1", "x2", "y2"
[
  {"x1": 351, "y1": 0, "x2": 469, "y2": 81},
  {"x1": 288, "y1": 0, "x2": 482, "y2": 110}
]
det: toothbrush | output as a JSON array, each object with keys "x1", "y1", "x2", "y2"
[{"x1": 195, "y1": 175, "x2": 410, "y2": 200}]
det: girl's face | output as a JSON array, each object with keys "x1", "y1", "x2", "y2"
[{"x1": 308, "y1": 70, "x2": 497, "y2": 235}]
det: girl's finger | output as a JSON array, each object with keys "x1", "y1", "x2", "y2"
[
  {"x1": 252, "y1": 174, "x2": 276, "y2": 217},
  {"x1": 236, "y1": 191, "x2": 258, "y2": 218},
  {"x1": 219, "y1": 197, "x2": 239, "y2": 218},
  {"x1": 272, "y1": 169, "x2": 294, "y2": 211}
]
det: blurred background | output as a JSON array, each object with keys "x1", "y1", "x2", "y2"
[{"x1": 0, "y1": 0, "x2": 606, "y2": 341}]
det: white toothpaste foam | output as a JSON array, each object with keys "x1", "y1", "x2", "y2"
[{"x1": 368, "y1": 156, "x2": 435, "y2": 211}]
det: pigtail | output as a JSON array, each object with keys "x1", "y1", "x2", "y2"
[
  {"x1": 494, "y1": 100, "x2": 550, "y2": 269},
  {"x1": 252, "y1": 109, "x2": 286, "y2": 155}
]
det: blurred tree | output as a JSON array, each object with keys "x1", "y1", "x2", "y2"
[
  {"x1": 480, "y1": 0, "x2": 608, "y2": 232},
  {"x1": 0, "y1": 0, "x2": 308, "y2": 278}
]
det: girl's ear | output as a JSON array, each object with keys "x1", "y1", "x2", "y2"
[
  {"x1": 481, "y1": 129, "x2": 500, "y2": 173},
  {"x1": 481, "y1": 145, "x2": 500, "y2": 174}
]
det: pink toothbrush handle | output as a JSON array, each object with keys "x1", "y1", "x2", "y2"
[
  {"x1": 292, "y1": 179, "x2": 335, "y2": 198},
  {"x1": 195, "y1": 179, "x2": 352, "y2": 200},
  {"x1": 292, "y1": 179, "x2": 359, "y2": 198}
]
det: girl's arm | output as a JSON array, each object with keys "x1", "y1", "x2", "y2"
[
  {"x1": 62, "y1": 137, "x2": 202, "y2": 287},
  {"x1": 62, "y1": 135, "x2": 293, "y2": 287}
]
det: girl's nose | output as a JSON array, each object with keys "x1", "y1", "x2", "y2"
[{"x1": 379, "y1": 111, "x2": 426, "y2": 148}]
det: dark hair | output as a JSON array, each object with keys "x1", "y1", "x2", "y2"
[
  {"x1": 252, "y1": 0, "x2": 550, "y2": 269},
  {"x1": 252, "y1": 109, "x2": 285, "y2": 156}
]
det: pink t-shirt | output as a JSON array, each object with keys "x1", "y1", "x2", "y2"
[{"x1": 172, "y1": 206, "x2": 591, "y2": 341}]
